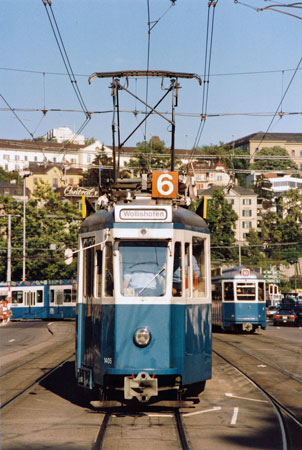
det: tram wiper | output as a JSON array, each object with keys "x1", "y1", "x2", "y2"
[{"x1": 137, "y1": 265, "x2": 166, "y2": 296}]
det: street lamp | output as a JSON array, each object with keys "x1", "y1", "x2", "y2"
[{"x1": 20, "y1": 171, "x2": 31, "y2": 281}]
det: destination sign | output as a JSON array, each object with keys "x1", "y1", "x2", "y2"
[{"x1": 115, "y1": 205, "x2": 172, "y2": 223}]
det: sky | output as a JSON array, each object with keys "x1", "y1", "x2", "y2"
[{"x1": 1, "y1": 0, "x2": 302, "y2": 151}]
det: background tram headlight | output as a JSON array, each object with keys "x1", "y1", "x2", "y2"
[{"x1": 134, "y1": 328, "x2": 151, "y2": 347}]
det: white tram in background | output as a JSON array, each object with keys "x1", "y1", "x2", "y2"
[
  {"x1": 212, "y1": 266, "x2": 266, "y2": 333},
  {"x1": 76, "y1": 175, "x2": 212, "y2": 404}
]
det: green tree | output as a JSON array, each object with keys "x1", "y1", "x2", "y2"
[
  {"x1": 253, "y1": 175, "x2": 274, "y2": 210},
  {"x1": 0, "y1": 181, "x2": 81, "y2": 281},
  {"x1": 0, "y1": 167, "x2": 22, "y2": 184},
  {"x1": 126, "y1": 139, "x2": 179, "y2": 174},
  {"x1": 193, "y1": 189, "x2": 238, "y2": 265},
  {"x1": 251, "y1": 146, "x2": 298, "y2": 171}
]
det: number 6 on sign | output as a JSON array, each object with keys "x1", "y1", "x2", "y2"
[{"x1": 152, "y1": 171, "x2": 178, "y2": 198}]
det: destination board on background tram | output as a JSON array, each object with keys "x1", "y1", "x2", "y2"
[{"x1": 152, "y1": 171, "x2": 178, "y2": 198}]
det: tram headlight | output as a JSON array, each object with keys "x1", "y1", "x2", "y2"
[{"x1": 134, "y1": 328, "x2": 151, "y2": 347}]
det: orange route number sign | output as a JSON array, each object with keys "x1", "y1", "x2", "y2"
[{"x1": 152, "y1": 171, "x2": 178, "y2": 198}]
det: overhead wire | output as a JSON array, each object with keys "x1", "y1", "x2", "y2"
[{"x1": 188, "y1": 0, "x2": 218, "y2": 167}]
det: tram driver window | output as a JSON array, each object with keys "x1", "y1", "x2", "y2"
[
  {"x1": 120, "y1": 241, "x2": 167, "y2": 297},
  {"x1": 224, "y1": 282, "x2": 234, "y2": 301}
]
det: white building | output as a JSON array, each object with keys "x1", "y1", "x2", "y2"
[
  {"x1": 43, "y1": 126, "x2": 86, "y2": 145},
  {"x1": 0, "y1": 138, "x2": 111, "y2": 172}
]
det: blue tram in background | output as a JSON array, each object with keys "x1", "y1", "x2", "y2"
[
  {"x1": 212, "y1": 266, "x2": 266, "y2": 333},
  {"x1": 76, "y1": 193, "x2": 212, "y2": 404},
  {"x1": 0, "y1": 280, "x2": 76, "y2": 320}
]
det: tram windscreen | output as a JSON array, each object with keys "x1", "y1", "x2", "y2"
[
  {"x1": 120, "y1": 241, "x2": 167, "y2": 297},
  {"x1": 236, "y1": 283, "x2": 256, "y2": 301}
]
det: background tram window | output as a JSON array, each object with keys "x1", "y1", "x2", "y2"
[
  {"x1": 173, "y1": 242, "x2": 183, "y2": 296},
  {"x1": 192, "y1": 237, "x2": 205, "y2": 297},
  {"x1": 12, "y1": 290, "x2": 23, "y2": 304},
  {"x1": 37, "y1": 290, "x2": 43, "y2": 303},
  {"x1": 96, "y1": 249, "x2": 103, "y2": 297},
  {"x1": 64, "y1": 289, "x2": 72, "y2": 303},
  {"x1": 104, "y1": 242, "x2": 114, "y2": 296},
  {"x1": 50, "y1": 290, "x2": 55, "y2": 303},
  {"x1": 224, "y1": 282, "x2": 234, "y2": 301},
  {"x1": 236, "y1": 283, "x2": 256, "y2": 301}
]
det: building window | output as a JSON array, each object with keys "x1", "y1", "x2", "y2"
[
  {"x1": 15, "y1": 155, "x2": 19, "y2": 161},
  {"x1": 291, "y1": 150, "x2": 295, "y2": 157},
  {"x1": 53, "y1": 157, "x2": 57, "y2": 163},
  {"x1": 242, "y1": 221, "x2": 252, "y2": 229},
  {"x1": 34, "y1": 156, "x2": 38, "y2": 162},
  {"x1": 52, "y1": 178, "x2": 58, "y2": 188},
  {"x1": 69, "y1": 178, "x2": 74, "y2": 185},
  {"x1": 5, "y1": 164, "x2": 8, "y2": 171},
  {"x1": 15, "y1": 164, "x2": 19, "y2": 171},
  {"x1": 3, "y1": 154, "x2": 9, "y2": 161},
  {"x1": 242, "y1": 209, "x2": 252, "y2": 217},
  {"x1": 243, "y1": 198, "x2": 252, "y2": 205},
  {"x1": 24, "y1": 156, "x2": 28, "y2": 161},
  {"x1": 228, "y1": 199, "x2": 234, "y2": 205},
  {"x1": 217, "y1": 175, "x2": 223, "y2": 181}
]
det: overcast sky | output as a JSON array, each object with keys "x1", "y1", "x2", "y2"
[{"x1": 2, "y1": 0, "x2": 302, "y2": 150}]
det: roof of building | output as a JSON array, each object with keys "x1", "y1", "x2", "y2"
[
  {"x1": 197, "y1": 185, "x2": 256, "y2": 197},
  {"x1": 0, "y1": 139, "x2": 85, "y2": 152},
  {"x1": 226, "y1": 132, "x2": 302, "y2": 149},
  {"x1": 28, "y1": 163, "x2": 83, "y2": 175}
]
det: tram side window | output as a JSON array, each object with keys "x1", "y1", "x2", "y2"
[
  {"x1": 104, "y1": 242, "x2": 114, "y2": 296},
  {"x1": 83, "y1": 242, "x2": 94, "y2": 298},
  {"x1": 173, "y1": 242, "x2": 183, "y2": 296},
  {"x1": 96, "y1": 249, "x2": 103, "y2": 297},
  {"x1": 224, "y1": 282, "x2": 234, "y2": 301},
  {"x1": 192, "y1": 237, "x2": 206, "y2": 297},
  {"x1": 37, "y1": 290, "x2": 43, "y2": 303},
  {"x1": 12, "y1": 290, "x2": 23, "y2": 304},
  {"x1": 50, "y1": 290, "x2": 55, "y2": 303}
]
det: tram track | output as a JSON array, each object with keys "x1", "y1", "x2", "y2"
[
  {"x1": 1, "y1": 352, "x2": 74, "y2": 410},
  {"x1": 214, "y1": 348, "x2": 302, "y2": 450},
  {"x1": 214, "y1": 334, "x2": 302, "y2": 384},
  {"x1": 92, "y1": 407, "x2": 191, "y2": 450},
  {"x1": 0, "y1": 333, "x2": 75, "y2": 410}
]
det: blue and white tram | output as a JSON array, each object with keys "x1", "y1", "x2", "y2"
[
  {"x1": 0, "y1": 280, "x2": 76, "y2": 320},
  {"x1": 212, "y1": 266, "x2": 266, "y2": 333},
  {"x1": 76, "y1": 195, "x2": 212, "y2": 403}
]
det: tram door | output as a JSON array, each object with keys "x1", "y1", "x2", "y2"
[{"x1": 25, "y1": 289, "x2": 44, "y2": 318}]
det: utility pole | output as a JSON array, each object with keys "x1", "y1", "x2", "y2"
[
  {"x1": 7, "y1": 214, "x2": 11, "y2": 283},
  {"x1": 20, "y1": 171, "x2": 31, "y2": 281}
]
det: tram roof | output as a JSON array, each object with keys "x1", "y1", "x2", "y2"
[
  {"x1": 79, "y1": 205, "x2": 208, "y2": 233},
  {"x1": 213, "y1": 266, "x2": 264, "y2": 280}
]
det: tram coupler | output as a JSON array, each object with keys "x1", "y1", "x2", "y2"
[{"x1": 124, "y1": 371, "x2": 158, "y2": 402}]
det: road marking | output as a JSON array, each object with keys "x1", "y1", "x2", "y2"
[
  {"x1": 226, "y1": 393, "x2": 268, "y2": 403},
  {"x1": 231, "y1": 407, "x2": 239, "y2": 425},
  {"x1": 183, "y1": 406, "x2": 221, "y2": 417},
  {"x1": 257, "y1": 364, "x2": 267, "y2": 368},
  {"x1": 8, "y1": 339, "x2": 15, "y2": 342}
]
